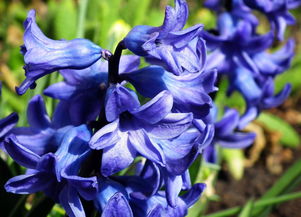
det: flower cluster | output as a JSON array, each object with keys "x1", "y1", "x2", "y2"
[
  {"x1": 204, "y1": 0, "x2": 296, "y2": 127},
  {"x1": 1, "y1": 0, "x2": 297, "y2": 216}
]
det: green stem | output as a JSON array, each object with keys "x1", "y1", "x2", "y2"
[
  {"x1": 204, "y1": 191, "x2": 301, "y2": 217},
  {"x1": 77, "y1": 0, "x2": 89, "y2": 38}
]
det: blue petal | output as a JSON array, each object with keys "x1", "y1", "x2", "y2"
[
  {"x1": 101, "y1": 132, "x2": 136, "y2": 176},
  {"x1": 218, "y1": 132, "x2": 256, "y2": 149},
  {"x1": 89, "y1": 120, "x2": 119, "y2": 150},
  {"x1": 254, "y1": 39, "x2": 295, "y2": 75},
  {"x1": 123, "y1": 66, "x2": 217, "y2": 118},
  {"x1": 5, "y1": 173, "x2": 51, "y2": 194},
  {"x1": 146, "y1": 113, "x2": 193, "y2": 140},
  {"x1": 119, "y1": 55, "x2": 140, "y2": 74},
  {"x1": 146, "y1": 205, "x2": 163, "y2": 217},
  {"x1": 262, "y1": 83, "x2": 291, "y2": 109},
  {"x1": 160, "y1": 0, "x2": 189, "y2": 33},
  {"x1": 105, "y1": 84, "x2": 140, "y2": 122},
  {"x1": 102, "y1": 192, "x2": 133, "y2": 217},
  {"x1": 239, "y1": 107, "x2": 258, "y2": 129},
  {"x1": 231, "y1": 66, "x2": 262, "y2": 105},
  {"x1": 51, "y1": 101, "x2": 73, "y2": 128},
  {"x1": 4, "y1": 135, "x2": 41, "y2": 168},
  {"x1": 59, "y1": 186, "x2": 86, "y2": 217},
  {"x1": 128, "y1": 130, "x2": 165, "y2": 166},
  {"x1": 215, "y1": 109, "x2": 240, "y2": 136},
  {"x1": 44, "y1": 82, "x2": 77, "y2": 100},
  {"x1": 131, "y1": 91, "x2": 173, "y2": 124},
  {"x1": 54, "y1": 125, "x2": 91, "y2": 181},
  {"x1": 59, "y1": 59, "x2": 107, "y2": 86},
  {"x1": 13, "y1": 127, "x2": 57, "y2": 155},
  {"x1": 64, "y1": 175, "x2": 98, "y2": 201},
  {"x1": 67, "y1": 93, "x2": 103, "y2": 125},
  {"x1": 181, "y1": 183, "x2": 206, "y2": 207},
  {"x1": 244, "y1": 31, "x2": 274, "y2": 54},
  {"x1": 27, "y1": 95, "x2": 51, "y2": 129},
  {"x1": 95, "y1": 178, "x2": 129, "y2": 211},
  {"x1": 202, "y1": 144, "x2": 217, "y2": 164},
  {"x1": 164, "y1": 173, "x2": 183, "y2": 207},
  {"x1": 0, "y1": 112, "x2": 18, "y2": 138},
  {"x1": 17, "y1": 10, "x2": 104, "y2": 95}
]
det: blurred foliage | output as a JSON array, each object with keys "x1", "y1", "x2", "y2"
[{"x1": 0, "y1": 0, "x2": 301, "y2": 217}]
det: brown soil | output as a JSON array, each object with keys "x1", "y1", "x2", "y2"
[{"x1": 206, "y1": 146, "x2": 301, "y2": 217}]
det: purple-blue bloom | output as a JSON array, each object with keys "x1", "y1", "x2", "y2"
[
  {"x1": 0, "y1": 112, "x2": 18, "y2": 150},
  {"x1": 124, "y1": 0, "x2": 206, "y2": 75},
  {"x1": 11, "y1": 95, "x2": 72, "y2": 155},
  {"x1": 5, "y1": 125, "x2": 97, "y2": 217},
  {"x1": 94, "y1": 162, "x2": 206, "y2": 217},
  {"x1": 230, "y1": 67, "x2": 291, "y2": 128},
  {"x1": 121, "y1": 66, "x2": 217, "y2": 119},
  {"x1": 17, "y1": 9, "x2": 109, "y2": 95},
  {"x1": 203, "y1": 12, "x2": 293, "y2": 124},
  {"x1": 4, "y1": 0, "x2": 299, "y2": 215},
  {"x1": 204, "y1": 12, "x2": 274, "y2": 75},
  {"x1": 251, "y1": 39, "x2": 295, "y2": 76},
  {"x1": 44, "y1": 55, "x2": 140, "y2": 125},
  {"x1": 204, "y1": 0, "x2": 258, "y2": 26},
  {"x1": 89, "y1": 85, "x2": 193, "y2": 177},
  {"x1": 243, "y1": 0, "x2": 299, "y2": 40},
  {"x1": 203, "y1": 108, "x2": 256, "y2": 163}
]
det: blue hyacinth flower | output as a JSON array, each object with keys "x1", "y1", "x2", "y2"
[
  {"x1": 17, "y1": 9, "x2": 109, "y2": 95},
  {"x1": 124, "y1": 0, "x2": 206, "y2": 75},
  {"x1": 95, "y1": 163, "x2": 206, "y2": 217},
  {"x1": 204, "y1": 0, "x2": 258, "y2": 26},
  {"x1": 229, "y1": 66, "x2": 291, "y2": 128},
  {"x1": 11, "y1": 95, "x2": 72, "y2": 155},
  {"x1": 44, "y1": 55, "x2": 140, "y2": 125},
  {"x1": 243, "y1": 0, "x2": 299, "y2": 40},
  {"x1": 204, "y1": 12, "x2": 274, "y2": 75},
  {"x1": 0, "y1": 112, "x2": 18, "y2": 150},
  {"x1": 121, "y1": 66, "x2": 217, "y2": 119},
  {"x1": 89, "y1": 85, "x2": 193, "y2": 177},
  {"x1": 5, "y1": 125, "x2": 97, "y2": 217},
  {"x1": 251, "y1": 39, "x2": 295, "y2": 76},
  {"x1": 203, "y1": 108, "x2": 256, "y2": 163},
  {"x1": 203, "y1": 12, "x2": 293, "y2": 123}
]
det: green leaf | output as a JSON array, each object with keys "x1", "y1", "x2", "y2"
[
  {"x1": 257, "y1": 112, "x2": 300, "y2": 147},
  {"x1": 222, "y1": 148, "x2": 245, "y2": 180},
  {"x1": 1, "y1": 85, "x2": 24, "y2": 113},
  {"x1": 275, "y1": 54, "x2": 301, "y2": 93},
  {"x1": 54, "y1": 0, "x2": 77, "y2": 39},
  {"x1": 238, "y1": 200, "x2": 254, "y2": 217}
]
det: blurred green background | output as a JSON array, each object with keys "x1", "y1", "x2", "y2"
[{"x1": 1, "y1": 0, "x2": 301, "y2": 217}]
